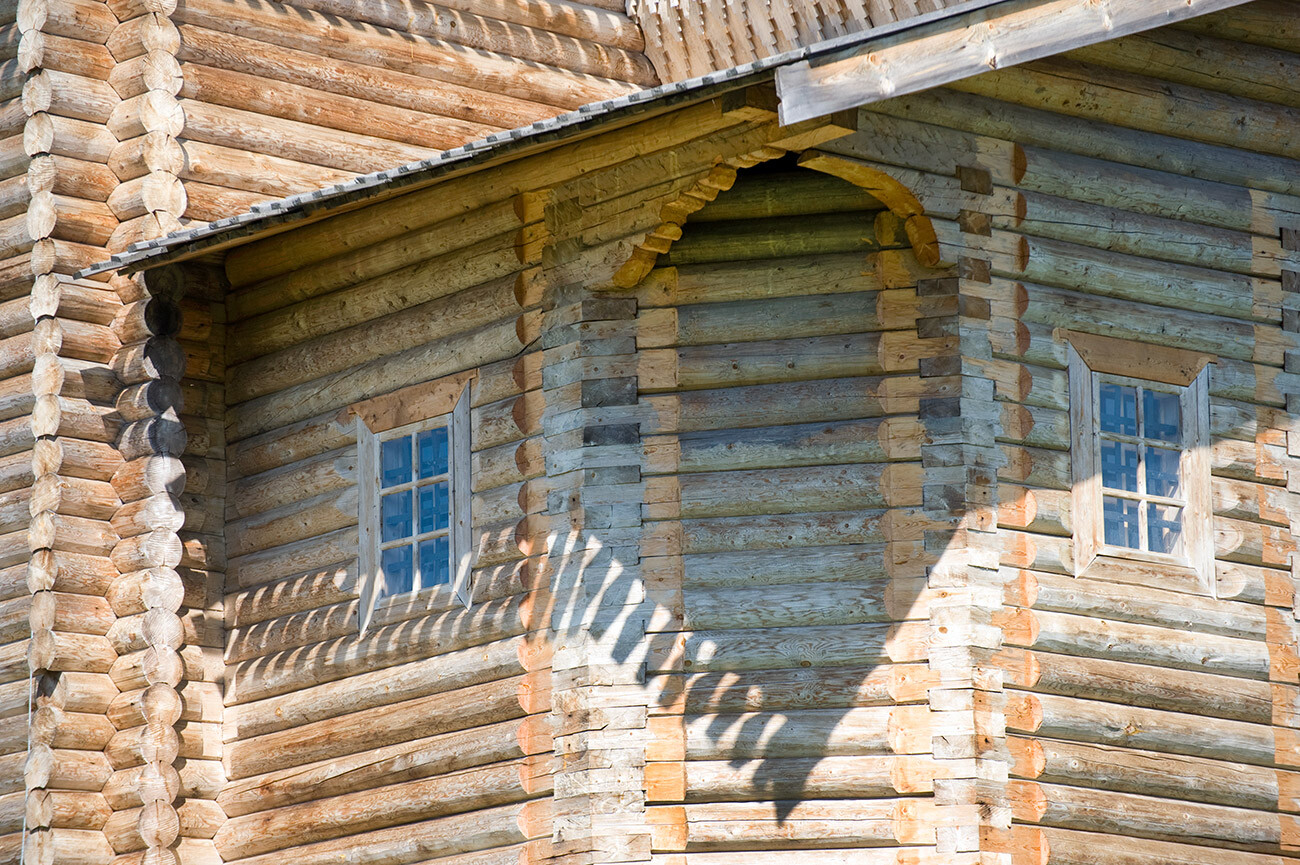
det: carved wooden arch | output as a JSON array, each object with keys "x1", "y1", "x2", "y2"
[
  {"x1": 795, "y1": 150, "x2": 944, "y2": 269},
  {"x1": 610, "y1": 144, "x2": 787, "y2": 289},
  {"x1": 609, "y1": 144, "x2": 946, "y2": 289}
]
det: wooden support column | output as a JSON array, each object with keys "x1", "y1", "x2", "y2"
[
  {"x1": 540, "y1": 249, "x2": 651, "y2": 865},
  {"x1": 104, "y1": 0, "x2": 183, "y2": 252},
  {"x1": 104, "y1": 263, "x2": 188, "y2": 865},
  {"x1": 1278, "y1": 225, "x2": 1300, "y2": 821}
]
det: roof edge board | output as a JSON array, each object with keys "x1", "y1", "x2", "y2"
[{"x1": 775, "y1": 0, "x2": 1256, "y2": 125}]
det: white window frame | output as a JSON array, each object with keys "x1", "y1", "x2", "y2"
[
  {"x1": 357, "y1": 384, "x2": 472, "y2": 632},
  {"x1": 1068, "y1": 339, "x2": 1214, "y2": 590}
]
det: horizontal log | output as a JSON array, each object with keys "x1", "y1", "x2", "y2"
[
  {"x1": 175, "y1": 24, "x2": 557, "y2": 131},
  {"x1": 171, "y1": 0, "x2": 638, "y2": 111},
  {"x1": 646, "y1": 620, "x2": 928, "y2": 674},
  {"x1": 1009, "y1": 736, "x2": 1280, "y2": 811},
  {"x1": 215, "y1": 760, "x2": 530, "y2": 858},
  {"x1": 646, "y1": 463, "x2": 914, "y2": 520},
  {"x1": 226, "y1": 596, "x2": 524, "y2": 704},
  {"x1": 664, "y1": 213, "x2": 888, "y2": 266},
  {"x1": 225, "y1": 316, "x2": 520, "y2": 441},
  {"x1": 177, "y1": 98, "x2": 431, "y2": 174},
  {"x1": 24, "y1": 744, "x2": 112, "y2": 791},
  {"x1": 181, "y1": 61, "x2": 498, "y2": 151},
  {"x1": 23, "y1": 69, "x2": 118, "y2": 125},
  {"x1": 224, "y1": 599, "x2": 358, "y2": 664},
  {"x1": 1035, "y1": 824, "x2": 1294, "y2": 865},
  {"x1": 225, "y1": 637, "x2": 523, "y2": 740},
  {"x1": 176, "y1": 138, "x2": 352, "y2": 199},
  {"x1": 227, "y1": 801, "x2": 530, "y2": 865},
  {"x1": 225, "y1": 485, "x2": 357, "y2": 558},
  {"x1": 1007, "y1": 690, "x2": 1274, "y2": 766},
  {"x1": 225, "y1": 674, "x2": 527, "y2": 778},
  {"x1": 225, "y1": 525, "x2": 357, "y2": 591},
  {"x1": 667, "y1": 755, "x2": 939, "y2": 802},
  {"x1": 647, "y1": 664, "x2": 931, "y2": 717}
]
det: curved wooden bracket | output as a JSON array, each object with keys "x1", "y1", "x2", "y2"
[
  {"x1": 610, "y1": 145, "x2": 787, "y2": 289},
  {"x1": 796, "y1": 149, "x2": 944, "y2": 268}
]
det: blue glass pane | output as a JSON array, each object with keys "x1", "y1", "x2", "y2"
[
  {"x1": 1148, "y1": 504, "x2": 1183, "y2": 555},
  {"x1": 1146, "y1": 446, "x2": 1181, "y2": 498},
  {"x1": 380, "y1": 490, "x2": 412, "y2": 542},
  {"x1": 1099, "y1": 384, "x2": 1137, "y2": 436},
  {"x1": 418, "y1": 482, "x2": 450, "y2": 534},
  {"x1": 1100, "y1": 439, "x2": 1138, "y2": 493},
  {"x1": 418, "y1": 427, "x2": 449, "y2": 479},
  {"x1": 1103, "y1": 496, "x2": 1140, "y2": 549},
  {"x1": 1143, "y1": 389, "x2": 1181, "y2": 443},
  {"x1": 419, "y1": 536, "x2": 451, "y2": 587},
  {"x1": 381, "y1": 545, "x2": 413, "y2": 597},
  {"x1": 381, "y1": 436, "x2": 412, "y2": 488}
]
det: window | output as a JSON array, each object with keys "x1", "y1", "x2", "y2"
[
  {"x1": 1066, "y1": 331, "x2": 1214, "y2": 588},
  {"x1": 357, "y1": 382, "x2": 472, "y2": 632}
]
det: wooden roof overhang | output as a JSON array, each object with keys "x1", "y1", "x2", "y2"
[{"x1": 78, "y1": 0, "x2": 1254, "y2": 279}]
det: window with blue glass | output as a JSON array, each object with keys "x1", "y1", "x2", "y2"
[
  {"x1": 1066, "y1": 334, "x2": 1214, "y2": 590},
  {"x1": 1097, "y1": 380, "x2": 1186, "y2": 556},
  {"x1": 357, "y1": 384, "x2": 472, "y2": 632}
]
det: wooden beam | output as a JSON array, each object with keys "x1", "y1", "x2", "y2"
[{"x1": 775, "y1": 0, "x2": 1255, "y2": 125}]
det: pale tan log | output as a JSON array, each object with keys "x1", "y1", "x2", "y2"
[
  {"x1": 177, "y1": 98, "x2": 429, "y2": 174},
  {"x1": 647, "y1": 618, "x2": 926, "y2": 675},
  {"x1": 175, "y1": 24, "x2": 556, "y2": 132},
  {"x1": 26, "y1": 548, "x2": 115, "y2": 596},
  {"x1": 230, "y1": 276, "x2": 518, "y2": 401},
  {"x1": 225, "y1": 802, "x2": 529, "y2": 865},
  {"x1": 104, "y1": 720, "x2": 179, "y2": 771},
  {"x1": 112, "y1": 455, "x2": 183, "y2": 503},
  {"x1": 25, "y1": 744, "x2": 112, "y2": 791},
  {"x1": 227, "y1": 317, "x2": 520, "y2": 440},
  {"x1": 37, "y1": 790, "x2": 110, "y2": 830},
  {"x1": 18, "y1": 0, "x2": 115, "y2": 43},
  {"x1": 30, "y1": 706, "x2": 113, "y2": 751},
  {"x1": 179, "y1": 181, "x2": 267, "y2": 224},
  {"x1": 1037, "y1": 824, "x2": 1294, "y2": 865},
  {"x1": 29, "y1": 629, "x2": 115, "y2": 673},
  {"x1": 107, "y1": 683, "x2": 181, "y2": 731},
  {"x1": 225, "y1": 600, "x2": 357, "y2": 664},
  {"x1": 215, "y1": 760, "x2": 529, "y2": 859},
  {"x1": 219, "y1": 718, "x2": 524, "y2": 817},
  {"x1": 225, "y1": 485, "x2": 356, "y2": 559},
  {"x1": 955, "y1": 56, "x2": 1300, "y2": 162},
  {"x1": 176, "y1": 138, "x2": 350, "y2": 200},
  {"x1": 0, "y1": 172, "x2": 26, "y2": 219},
  {"x1": 22, "y1": 69, "x2": 117, "y2": 125},
  {"x1": 176, "y1": 798, "x2": 222, "y2": 840},
  {"x1": 225, "y1": 409, "x2": 355, "y2": 480},
  {"x1": 1007, "y1": 690, "x2": 1274, "y2": 766},
  {"x1": 40, "y1": 671, "x2": 114, "y2": 715},
  {"x1": 23, "y1": 114, "x2": 114, "y2": 165},
  {"x1": 672, "y1": 755, "x2": 928, "y2": 803},
  {"x1": 180, "y1": 62, "x2": 497, "y2": 151},
  {"x1": 33, "y1": 473, "x2": 118, "y2": 522},
  {"x1": 44, "y1": 591, "x2": 113, "y2": 636},
  {"x1": 102, "y1": 800, "x2": 179, "y2": 853},
  {"x1": 225, "y1": 525, "x2": 357, "y2": 591},
  {"x1": 107, "y1": 49, "x2": 180, "y2": 101},
  {"x1": 226, "y1": 637, "x2": 523, "y2": 741},
  {"x1": 108, "y1": 644, "x2": 182, "y2": 692},
  {"x1": 106, "y1": 172, "x2": 184, "y2": 222},
  {"x1": 227, "y1": 596, "x2": 524, "y2": 704},
  {"x1": 20, "y1": 32, "x2": 113, "y2": 81},
  {"x1": 227, "y1": 198, "x2": 521, "y2": 325},
  {"x1": 226, "y1": 445, "x2": 355, "y2": 521},
  {"x1": 1010, "y1": 736, "x2": 1280, "y2": 811},
  {"x1": 0, "y1": 677, "x2": 32, "y2": 720},
  {"x1": 225, "y1": 674, "x2": 526, "y2": 778},
  {"x1": 171, "y1": 0, "x2": 638, "y2": 110},
  {"x1": 0, "y1": 705, "x2": 21, "y2": 748},
  {"x1": 102, "y1": 763, "x2": 180, "y2": 811},
  {"x1": 106, "y1": 609, "x2": 182, "y2": 656},
  {"x1": 0, "y1": 133, "x2": 24, "y2": 181},
  {"x1": 108, "y1": 132, "x2": 183, "y2": 182},
  {"x1": 1013, "y1": 780, "x2": 1282, "y2": 850}
]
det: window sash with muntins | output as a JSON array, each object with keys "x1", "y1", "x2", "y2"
[{"x1": 1094, "y1": 372, "x2": 1189, "y2": 562}]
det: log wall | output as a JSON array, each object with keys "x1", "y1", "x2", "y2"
[
  {"x1": 814, "y1": 7, "x2": 1300, "y2": 861},
  {"x1": 627, "y1": 164, "x2": 955, "y2": 858}
]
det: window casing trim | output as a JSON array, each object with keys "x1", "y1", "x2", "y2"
[
  {"x1": 1068, "y1": 342, "x2": 1214, "y2": 592},
  {"x1": 357, "y1": 383, "x2": 473, "y2": 633}
]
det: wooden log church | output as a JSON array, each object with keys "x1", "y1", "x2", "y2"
[{"x1": 1, "y1": 0, "x2": 1298, "y2": 862}]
